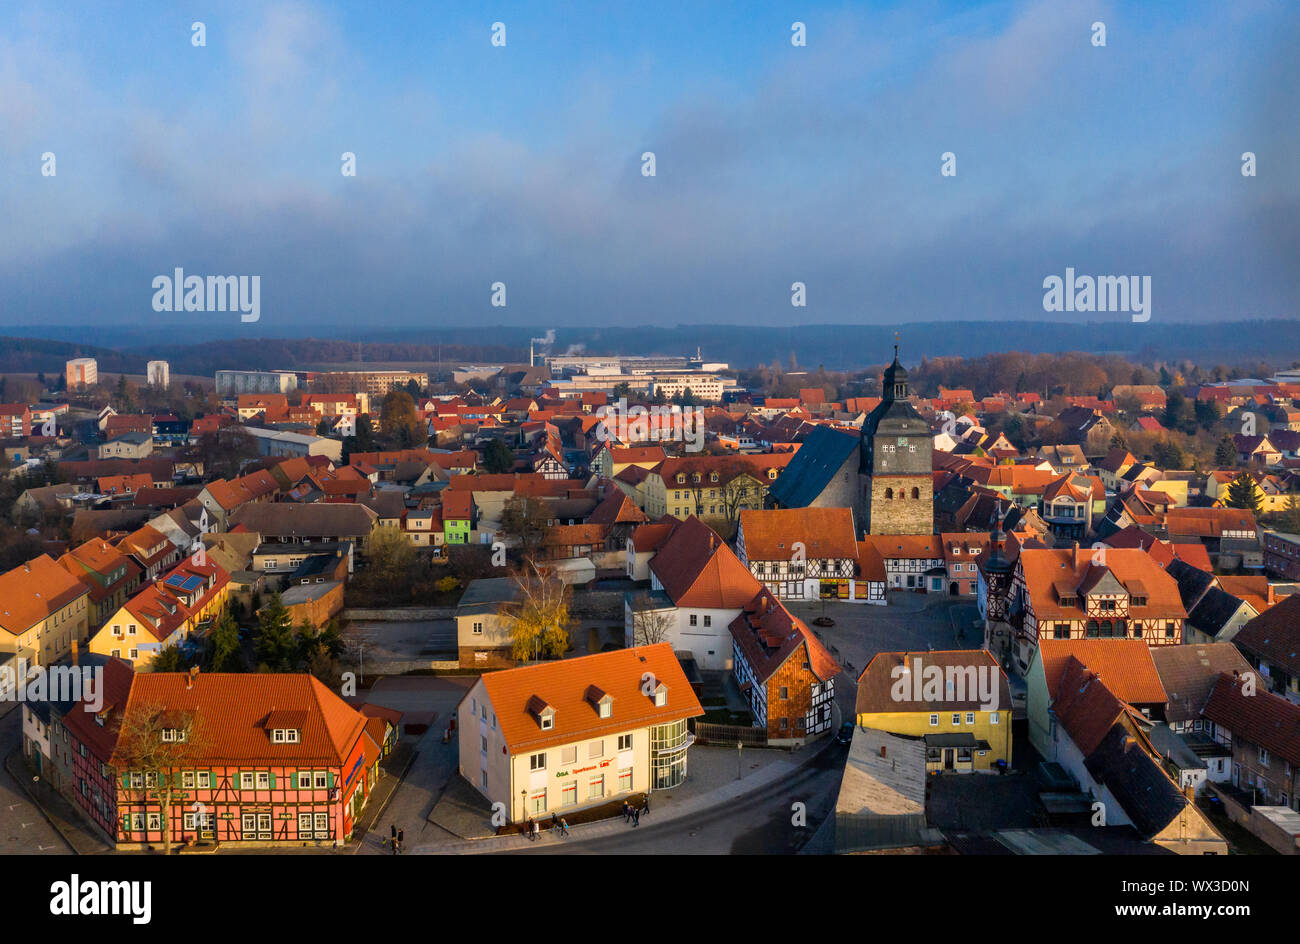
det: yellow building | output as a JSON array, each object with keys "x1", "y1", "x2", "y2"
[
  {"x1": 0, "y1": 555, "x2": 90, "y2": 666},
  {"x1": 89, "y1": 560, "x2": 230, "y2": 668},
  {"x1": 855, "y1": 649, "x2": 1012, "y2": 773}
]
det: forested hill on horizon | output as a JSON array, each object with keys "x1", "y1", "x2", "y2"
[{"x1": 1, "y1": 319, "x2": 1297, "y2": 375}]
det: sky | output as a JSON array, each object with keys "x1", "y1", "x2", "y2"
[{"x1": 0, "y1": 0, "x2": 1297, "y2": 334}]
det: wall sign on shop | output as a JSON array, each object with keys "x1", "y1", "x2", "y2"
[{"x1": 557, "y1": 759, "x2": 613, "y2": 777}]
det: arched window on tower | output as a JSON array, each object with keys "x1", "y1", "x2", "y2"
[
  {"x1": 884, "y1": 488, "x2": 893, "y2": 499},
  {"x1": 911, "y1": 487, "x2": 920, "y2": 499}
]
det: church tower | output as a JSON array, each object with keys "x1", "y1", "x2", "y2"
[{"x1": 858, "y1": 344, "x2": 933, "y2": 535}]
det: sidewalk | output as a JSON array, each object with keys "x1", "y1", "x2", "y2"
[
  {"x1": 4, "y1": 748, "x2": 112, "y2": 855},
  {"x1": 411, "y1": 734, "x2": 839, "y2": 855}
]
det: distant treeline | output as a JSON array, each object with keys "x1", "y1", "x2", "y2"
[{"x1": 0, "y1": 319, "x2": 1297, "y2": 375}]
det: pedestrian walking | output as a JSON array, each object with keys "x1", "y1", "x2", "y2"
[
  {"x1": 558, "y1": 817, "x2": 570, "y2": 838},
  {"x1": 526, "y1": 817, "x2": 536, "y2": 841},
  {"x1": 397, "y1": 828, "x2": 404, "y2": 854},
  {"x1": 550, "y1": 812, "x2": 559, "y2": 833},
  {"x1": 643, "y1": 796, "x2": 650, "y2": 817},
  {"x1": 389, "y1": 824, "x2": 397, "y2": 854},
  {"x1": 622, "y1": 801, "x2": 632, "y2": 823},
  {"x1": 632, "y1": 807, "x2": 641, "y2": 827},
  {"x1": 532, "y1": 819, "x2": 540, "y2": 841}
]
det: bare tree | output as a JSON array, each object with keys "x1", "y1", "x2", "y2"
[
  {"x1": 112, "y1": 696, "x2": 207, "y2": 855},
  {"x1": 631, "y1": 602, "x2": 673, "y2": 647}
]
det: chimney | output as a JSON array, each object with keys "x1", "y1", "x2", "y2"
[
  {"x1": 186, "y1": 665, "x2": 200, "y2": 689},
  {"x1": 1183, "y1": 782, "x2": 1195, "y2": 802},
  {"x1": 879, "y1": 744, "x2": 886, "y2": 758}
]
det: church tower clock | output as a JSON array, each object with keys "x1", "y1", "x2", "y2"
[{"x1": 858, "y1": 345, "x2": 934, "y2": 535}]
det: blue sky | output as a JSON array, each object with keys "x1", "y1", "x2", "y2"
[{"x1": 1, "y1": 0, "x2": 1297, "y2": 332}]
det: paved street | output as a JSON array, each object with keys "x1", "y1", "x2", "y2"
[
  {"x1": 0, "y1": 707, "x2": 70, "y2": 854},
  {"x1": 502, "y1": 739, "x2": 850, "y2": 855}
]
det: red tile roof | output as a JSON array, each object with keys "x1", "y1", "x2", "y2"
[
  {"x1": 1202, "y1": 672, "x2": 1300, "y2": 767},
  {"x1": 0, "y1": 554, "x2": 90, "y2": 637},
  {"x1": 729, "y1": 588, "x2": 840, "y2": 684},
  {"x1": 475, "y1": 643, "x2": 703, "y2": 753},
  {"x1": 1037, "y1": 639, "x2": 1167, "y2": 705},
  {"x1": 650, "y1": 517, "x2": 762, "y2": 608},
  {"x1": 738, "y1": 507, "x2": 858, "y2": 561}
]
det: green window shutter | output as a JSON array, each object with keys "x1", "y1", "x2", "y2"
[
  {"x1": 122, "y1": 772, "x2": 129, "y2": 789},
  {"x1": 289, "y1": 772, "x2": 297, "y2": 789},
  {"x1": 269, "y1": 772, "x2": 276, "y2": 789},
  {"x1": 327, "y1": 771, "x2": 335, "y2": 789}
]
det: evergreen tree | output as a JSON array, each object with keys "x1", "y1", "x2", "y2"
[
  {"x1": 1224, "y1": 472, "x2": 1262, "y2": 515},
  {"x1": 254, "y1": 593, "x2": 296, "y2": 671},
  {"x1": 209, "y1": 610, "x2": 243, "y2": 672},
  {"x1": 1213, "y1": 436, "x2": 1237, "y2": 467}
]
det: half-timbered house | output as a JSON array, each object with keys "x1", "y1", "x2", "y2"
[
  {"x1": 729, "y1": 588, "x2": 840, "y2": 745},
  {"x1": 59, "y1": 666, "x2": 382, "y2": 849},
  {"x1": 734, "y1": 507, "x2": 859, "y2": 602}
]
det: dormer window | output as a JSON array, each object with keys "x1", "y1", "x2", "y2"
[
  {"x1": 161, "y1": 728, "x2": 187, "y2": 742},
  {"x1": 271, "y1": 728, "x2": 300, "y2": 743},
  {"x1": 585, "y1": 685, "x2": 614, "y2": 718},
  {"x1": 648, "y1": 682, "x2": 668, "y2": 707},
  {"x1": 527, "y1": 695, "x2": 556, "y2": 730}
]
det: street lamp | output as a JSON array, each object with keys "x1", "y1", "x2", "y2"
[{"x1": 736, "y1": 741, "x2": 743, "y2": 780}]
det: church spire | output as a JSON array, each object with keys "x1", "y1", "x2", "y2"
[{"x1": 882, "y1": 336, "x2": 908, "y2": 401}]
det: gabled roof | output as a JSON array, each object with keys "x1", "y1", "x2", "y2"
[
  {"x1": 650, "y1": 516, "x2": 761, "y2": 609},
  {"x1": 855, "y1": 649, "x2": 1009, "y2": 715},
  {"x1": 628, "y1": 516, "x2": 681, "y2": 552},
  {"x1": 1232, "y1": 595, "x2": 1300, "y2": 678},
  {"x1": 1202, "y1": 672, "x2": 1300, "y2": 767},
  {"x1": 1037, "y1": 639, "x2": 1166, "y2": 706},
  {"x1": 768, "y1": 426, "x2": 859, "y2": 508},
  {"x1": 738, "y1": 507, "x2": 857, "y2": 561},
  {"x1": 0, "y1": 554, "x2": 90, "y2": 637},
  {"x1": 1052, "y1": 657, "x2": 1139, "y2": 757},
  {"x1": 1149, "y1": 643, "x2": 1254, "y2": 724},
  {"x1": 1083, "y1": 724, "x2": 1186, "y2": 839},
  {"x1": 475, "y1": 643, "x2": 703, "y2": 753},
  {"x1": 728, "y1": 588, "x2": 840, "y2": 685},
  {"x1": 587, "y1": 488, "x2": 650, "y2": 527},
  {"x1": 1018, "y1": 548, "x2": 1185, "y2": 620},
  {"x1": 89, "y1": 672, "x2": 370, "y2": 767}
]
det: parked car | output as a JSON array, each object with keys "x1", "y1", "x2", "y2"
[{"x1": 836, "y1": 722, "x2": 855, "y2": 745}]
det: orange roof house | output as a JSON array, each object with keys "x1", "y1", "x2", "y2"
[{"x1": 459, "y1": 643, "x2": 703, "y2": 822}]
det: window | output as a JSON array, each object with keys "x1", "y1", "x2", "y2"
[
  {"x1": 528, "y1": 791, "x2": 547, "y2": 814},
  {"x1": 272, "y1": 728, "x2": 300, "y2": 743},
  {"x1": 951, "y1": 714, "x2": 960, "y2": 725},
  {"x1": 182, "y1": 771, "x2": 195, "y2": 789},
  {"x1": 540, "y1": 714, "x2": 553, "y2": 730},
  {"x1": 654, "y1": 689, "x2": 667, "y2": 707},
  {"x1": 256, "y1": 771, "x2": 270, "y2": 789},
  {"x1": 529, "y1": 752, "x2": 546, "y2": 771},
  {"x1": 472, "y1": 621, "x2": 483, "y2": 635},
  {"x1": 561, "y1": 745, "x2": 577, "y2": 765},
  {"x1": 779, "y1": 686, "x2": 789, "y2": 700},
  {"x1": 618, "y1": 734, "x2": 633, "y2": 752},
  {"x1": 990, "y1": 712, "x2": 999, "y2": 725},
  {"x1": 147, "y1": 812, "x2": 161, "y2": 831},
  {"x1": 598, "y1": 701, "x2": 611, "y2": 719},
  {"x1": 965, "y1": 712, "x2": 975, "y2": 725},
  {"x1": 561, "y1": 782, "x2": 577, "y2": 806},
  {"x1": 929, "y1": 713, "x2": 939, "y2": 727},
  {"x1": 618, "y1": 768, "x2": 633, "y2": 792},
  {"x1": 1259, "y1": 748, "x2": 1270, "y2": 767},
  {"x1": 588, "y1": 775, "x2": 605, "y2": 799},
  {"x1": 589, "y1": 740, "x2": 604, "y2": 759},
  {"x1": 688, "y1": 614, "x2": 697, "y2": 626},
  {"x1": 702, "y1": 615, "x2": 711, "y2": 627},
  {"x1": 240, "y1": 771, "x2": 255, "y2": 789}
]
